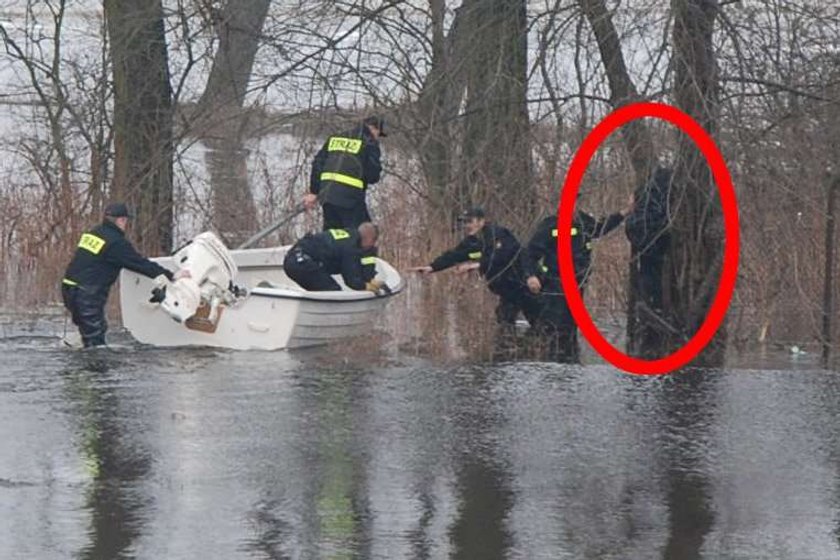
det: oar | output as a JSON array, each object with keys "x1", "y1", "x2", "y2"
[{"x1": 237, "y1": 204, "x2": 306, "y2": 250}]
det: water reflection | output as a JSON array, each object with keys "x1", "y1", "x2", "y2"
[
  {"x1": 659, "y1": 370, "x2": 717, "y2": 560},
  {"x1": 449, "y1": 372, "x2": 513, "y2": 560},
  {"x1": 60, "y1": 354, "x2": 152, "y2": 560},
  {"x1": 3, "y1": 339, "x2": 840, "y2": 559}
]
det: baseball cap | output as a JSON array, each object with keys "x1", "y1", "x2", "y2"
[
  {"x1": 104, "y1": 202, "x2": 133, "y2": 219},
  {"x1": 462, "y1": 207, "x2": 486, "y2": 220}
]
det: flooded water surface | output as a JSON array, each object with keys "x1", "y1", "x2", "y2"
[{"x1": 2, "y1": 329, "x2": 840, "y2": 559}]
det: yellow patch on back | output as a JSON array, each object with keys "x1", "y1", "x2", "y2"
[
  {"x1": 78, "y1": 233, "x2": 106, "y2": 255},
  {"x1": 327, "y1": 137, "x2": 363, "y2": 154}
]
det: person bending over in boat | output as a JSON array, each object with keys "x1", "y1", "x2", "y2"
[
  {"x1": 61, "y1": 202, "x2": 188, "y2": 348},
  {"x1": 408, "y1": 207, "x2": 541, "y2": 326},
  {"x1": 284, "y1": 222, "x2": 384, "y2": 292}
]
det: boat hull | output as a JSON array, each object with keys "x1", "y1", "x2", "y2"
[{"x1": 119, "y1": 246, "x2": 402, "y2": 350}]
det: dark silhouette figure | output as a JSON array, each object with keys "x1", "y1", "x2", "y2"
[{"x1": 625, "y1": 167, "x2": 673, "y2": 357}]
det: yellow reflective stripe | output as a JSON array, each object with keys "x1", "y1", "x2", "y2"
[
  {"x1": 541, "y1": 264, "x2": 548, "y2": 273},
  {"x1": 62, "y1": 278, "x2": 78, "y2": 286},
  {"x1": 571, "y1": 227, "x2": 579, "y2": 236},
  {"x1": 360, "y1": 256, "x2": 377, "y2": 266},
  {"x1": 329, "y1": 228, "x2": 351, "y2": 240},
  {"x1": 320, "y1": 172, "x2": 364, "y2": 189},
  {"x1": 468, "y1": 251, "x2": 482, "y2": 260},
  {"x1": 586, "y1": 242, "x2": 592, "y2": 250},
  {"x1": 551, "y1": 229, "x2": 558, "y2": 238},
  {"x1": 327, "y1": 137, "x2": 362, "y2": 154},
  {"x1": 78, "y1": 233, "x2": 106, "y2": 255}
]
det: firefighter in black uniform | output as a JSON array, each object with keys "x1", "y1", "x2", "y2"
[
  {"x1": 410, "y1": 207, "x2": 540, "y2": 326},
  {"x1": 283, "y1": 222, "x2": 383, "y2": 292},
  {"x1": 525, "y1": 200, "x2": 632, "y2": 361},
  {"x1": 304, "y1": 115, "x2": 385, "y2": 231},
  {"x1": 625, "y1": 166, "x2": 672, "y2": 312},
  {"x1": 62, "y1": 203, "x2": 177, "y2": 348}
]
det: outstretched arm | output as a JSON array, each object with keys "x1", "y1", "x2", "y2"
[
  {"x1": 105, "y1": 239, "x2": 173, "y2": 281},
  {"x1": 409, "y1": 238, "x2": 478, "y2": 274}
]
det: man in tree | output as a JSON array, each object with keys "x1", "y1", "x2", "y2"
[
  {"x1": 304, "y1": 116, "x2": 385, "y2": 230},
  {"x1": 409, "y1": 207, "x2": 540, "y2": 326},
  {"x1": 525, "y1": 197, "x2": 633, "y2": 361},
  {"x1": 61, "y1": 202, "x2": 184, "y2": 348},
  {"x1": 625, "y1": 166, "x2": 673, "y2": 313},
  {"x1": 283, "y1": 222, "x2": 383, "y2": 293}
]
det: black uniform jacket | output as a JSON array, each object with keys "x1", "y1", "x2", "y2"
[
  {"x1": 528, "y1": 212, "x2": 625, "y2": 289},
  {"x1": 430, "y1": 224, "x2": 527, "y2": 293},
  {"x1": 294, "y1": 228, "x2": 374, "y2": 290},
  {"x1": 310, "y1": 125, "x2": 382, "y2": 209},
  {"x1": 63, "y1": 220, "x2": 172, "y2": 297},
  {"x1": 625, "y1": 167, "x2": 672, "y2": 252}
]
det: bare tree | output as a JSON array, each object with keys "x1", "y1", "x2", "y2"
[
  {"x1": 667, "y1": 0, "x2": 725, "y2": 365},
  {"x1": 196, "y1": 0, "x2": 271, "y2": 246},
  {"x1": 579, "y1": 0, "x2": 656, "y2": 181},
  {"x1": 414, "y1": 0, "x2": 467, "y2": 219},
  {"x1": 459, "y1": 0, "x2": 534, "y2": 223},
  {"x1": 105, "y1": 0, "x2": 174, "y2": 254}
]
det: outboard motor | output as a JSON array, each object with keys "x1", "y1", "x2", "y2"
[{"x1": 154, "y1": 232, "x2": 240, "y2": 325}]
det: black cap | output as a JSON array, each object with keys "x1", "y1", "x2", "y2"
[
  {"x1": 104, "y1": 202, "x2": 132, "y2": 219},
  {"x1": 462, "y1": 207, "x2": 485, "y2": 220},
  {"x1": 363, "y1": 115, "x2": 387, "y2": 137}
]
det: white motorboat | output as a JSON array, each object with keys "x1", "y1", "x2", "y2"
[{"x1": 119, "y1": 232, "x2": 404, "y2": 350}]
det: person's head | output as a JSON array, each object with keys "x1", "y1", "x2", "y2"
[
  {"x1": 104, "y1": 202, "x2": 132, "y2": 231},
  {"x1": 461, "y1": 207, "x2": 486, "y2": 236},
  {"x1": 357, "y1": 222, "x2": 379, "y2": 250},
  {"x1": 363, "y1": 115, "x2": 387, "y2": 140}
]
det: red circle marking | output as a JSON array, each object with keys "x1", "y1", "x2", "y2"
[{"x1": 557, "y1": 102, "x2": 740, "y2": 375}]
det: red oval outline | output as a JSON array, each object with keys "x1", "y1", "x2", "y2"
[{"x1": 557, "y1": 102, "x2": 740, "y2": 375}]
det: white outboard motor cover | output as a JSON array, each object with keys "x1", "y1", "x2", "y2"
[{"x1": 159, "y1": 232, "x2": 238, "y2": 323}]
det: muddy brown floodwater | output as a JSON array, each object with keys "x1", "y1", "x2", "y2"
[{"x1": 1, "y1": 319, "x2": 839, "y2": 559}]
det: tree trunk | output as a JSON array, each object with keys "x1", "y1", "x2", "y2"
[
  {"x1": 197, "y1": 0, "x2": 271, "y2": 246},
  {"x1": 579, "y1": 0, "x2": 658, "y2": 355},
  {"x1": 822, "y1": 175, "x2": 839, "y2": 366},
  {"x1": 668, "y1": 0, "x2": 725, "y2": 365},
  {"x1": 105, "y1": 0, "x2": 174, "y2": 254},
  {"x1": 459, "y1": 0, "x2": 533, "y2": 224},
  {"x1": 579, "y1": 0, "x2": 656, "y2": 181},
  {"x1": 416, "y1": 2, "x2": 469, "y2": 221}
]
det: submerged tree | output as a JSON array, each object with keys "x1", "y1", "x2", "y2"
[
  {"x1": 196, "y1": 0, "x2": 271, "y2": 246},
  {"x1": 666, "y1": 0, "x2": 725, "y2": 365},
  {"x1": 104, "y1": 0, "x2": 174, "y2": 254},
  {"x1": 459, "y1": 0, "x2": 534, "y2": 223}
]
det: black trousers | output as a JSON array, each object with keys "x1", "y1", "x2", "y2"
[
  {"x1": 534, "y1": 291, "x2": 580, "y2": 363},
  {"x1": 283, "y1": 249, "x2": 341, "y2": 291},
  {"x1": 322, "y1": 202, "x2": 372, "y2": 231},
  {"x1": 637, "y1": 252, "x2": 666, "y2": 311},
  {"x1": 490, "y1": 279, "x2": 542, "y2": 326},
  {"x1": 61, "y1": 284, "x2": 108, "y2": 347},
  {"x1": 632, "y1": 236, "x2": 669, "y2": 311}
]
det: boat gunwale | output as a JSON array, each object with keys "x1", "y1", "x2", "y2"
[{"x1": 248, "y1": 284, "x2": 404, "y2": 303}]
